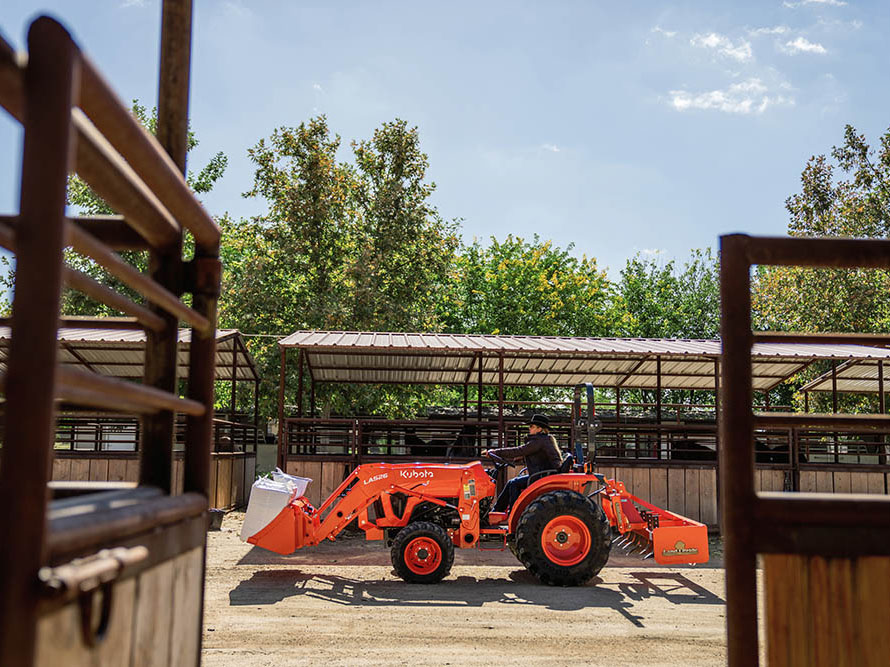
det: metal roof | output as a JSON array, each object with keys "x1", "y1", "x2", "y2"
[
  {"x1": 279, "y1": 330, "x2": 890, "y2": 391},
  {"x1": 799, "y1": 359, "x2": 890, "y2": 394},
  {"x1": 0, "y1": 327, "x2": 260, "y2": 382}
]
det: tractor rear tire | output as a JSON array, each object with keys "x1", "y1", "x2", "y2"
[
  {"x1": 515, "y1": 490, "x2": 611, "y2": 586},
  {"x1": 391, "y1": 521, "x2": 455, "y2": 584}
]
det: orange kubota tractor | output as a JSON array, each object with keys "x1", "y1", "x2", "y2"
[{"x1": 245, "y1": 384, "x2": 708, "y2": 585}]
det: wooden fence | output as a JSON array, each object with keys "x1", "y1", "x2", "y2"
[{"x1": 50, "y1": 451, "x2": 256, "y2": 510}]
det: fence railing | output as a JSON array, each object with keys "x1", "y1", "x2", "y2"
[
  {"x1": 52, "y1": 414, "x2": 260, "y2": 453},
  {"x1": 282, "y1": 416, "x2": 890, "y2": 487}
]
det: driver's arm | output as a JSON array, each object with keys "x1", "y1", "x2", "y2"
[{"x1": 486, "y1": 440, "x2": 539, "y2": 461}]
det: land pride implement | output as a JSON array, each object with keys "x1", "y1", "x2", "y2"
[{"x1": 245, "y1": 385, "x2": 708, "y2": 585}]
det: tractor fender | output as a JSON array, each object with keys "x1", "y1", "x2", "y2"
[{"x1": 506, "y1": 473, "x2": 600, "y2": 535}]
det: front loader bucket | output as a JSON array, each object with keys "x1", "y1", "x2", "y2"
[{"x1": 247, "y1": 500, "x2": 311, "y2": 555}]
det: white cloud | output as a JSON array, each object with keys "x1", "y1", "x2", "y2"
[
  {"x1": 120, "y1": 0, "x2": 147, "y2": 7},
  {"x1": 748, "y1": 26, "x2": 790, "y2": 36},
  {"x1": 641, "y1": 248, "x2": 664, "y2": 256},
  {"x1": 541, "y1": 143, "x2": 561, "y2": 153},
  {"x1": 784, "y1": 0, "x2": 847, "y2": 7},
  {"x1": 690, "y1": 32, "x2": 753, "y2": 62},
  {"x1": 669, "y1": 78, "x2": 794, "y2": 114},
  {"x1": 651, "y1": 26, "x2": 677, "y2": 38},
  {"x1": 782, "y1": 37, "x2": 827, "y2": 54},
  {"x1": 312, "y1": 83, "x2": 324, "y2": 92}
]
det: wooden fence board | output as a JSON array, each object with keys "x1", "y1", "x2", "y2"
[
  {"x1": 850, "y1": 472, "x2": 869, "y2": 494},
  {"x1": 800, "y1": 471, "x2": 817, "y2": 493},
  {"x1": 89, "y1": 458, "x2": 109, "y2": 482},
  {"x1": 108, "y1": 458, "x2": 129, "y2": 482},
  {"x1": 854, "y1": 557, "x2": 890, "y2": 667},
  {"x1": 303, "y1": 461, "x2": 324, "y2": 507},
  {"x1": 632, "y1": 467, "x2": 650, "y2": 503},
  {"x1": 816, "y1": 471, "x2": 834, "y2": 493},
  {"x1": 649, "y1": 468, "x2": 668, "y2": 510},
  {"x1": 699, "y1": 468, "x2": 718, "y2": 526},
  {"x1": 232, "y1": 457, "x2": 245, "y2": 507},
  {"x1": 70, "y1": 458, "x2": 90, "y2": 482},
  {"x1": 216, "y1": 458, "x2": 232, "y2": 510},
  {"x1": 208, "y1": 457, "x2": 218, "y2": 507},
  {"x1": 867, "y1": 473, "x2": 885, "y2": 494},
  {"x1": 684, "y1": 468, "x2": 700, "y2": 523},
  {"x1": 833, "y1": 471, "x2": 852, "y2": 495},
  {"x1": 125, "y1": 458, "x2": 140, "y2": 483},
  {"x1": 168, "y1": 547, "x2": 204, "y2": 667},
  {"x1": 667, "y1": 467, "x2": 685, "y2": 517},
  {"x1": 52, "y1": 457, "x2": 71, "y2": 481},
  {"x1": 131, "y1": 560, "x2": 174, "y2": 667}
]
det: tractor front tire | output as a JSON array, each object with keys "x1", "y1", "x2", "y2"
[
  {"x1": 515, "y1": 490, "x2": 611, "y2": 586},
  {"x1": 391, "y1": 521, "x2": 455, "y2": 584}
]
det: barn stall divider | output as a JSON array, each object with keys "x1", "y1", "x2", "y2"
[{"x1": 0, "y1": 6, "x2": 221, "y2": 665}]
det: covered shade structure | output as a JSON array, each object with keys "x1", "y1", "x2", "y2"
[{"x1": 279, "y1": 330, "x2": 890, "y2": 392}]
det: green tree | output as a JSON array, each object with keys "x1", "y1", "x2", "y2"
[
  {"x1": 438, "y1": 235, "x2": 624, "y2": 337},
  {"x1": 349, "y1": 120, "x2": 459, "y2": 330},
  {"x1": 752, "y1": 124, "x2": 890, "y2": 412},
  {"x1": 752, "y1": 124, "x2": 890, "y2": 335},
  {"x1": 618, "y1": 249, "x2": 720, "y2": 339},
  {"x1": 221, "y1": 116, "x2": 459, "y2": 417},
  {"x1": 11, "y1": 100, "x2": 228, "y2": 317}
]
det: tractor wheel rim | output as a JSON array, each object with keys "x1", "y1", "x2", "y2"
[
  {"x1": 541, "y1": 515, "x2": 591, "y2": 566},
  {"x1": 404, "y1": 537, "x2": 442, "y2": 575}
]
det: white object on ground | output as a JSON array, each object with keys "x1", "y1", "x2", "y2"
[{"x1": 239, "y1": 468, "x2": 312, "y2": 542}]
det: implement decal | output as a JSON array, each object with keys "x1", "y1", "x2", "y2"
[{"x1": 662, "y1": 540, "x2": 699, "y2": 557}]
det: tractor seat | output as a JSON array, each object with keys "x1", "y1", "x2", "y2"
[{"x1": 527, "y1": 454, "x2": 575, "y2": 485}]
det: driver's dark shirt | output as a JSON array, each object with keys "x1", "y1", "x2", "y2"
[{"x1": 491, "y1": 433, "x2": 562, "y2": 476}]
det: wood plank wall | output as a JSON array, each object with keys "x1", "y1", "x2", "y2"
[
  {"x1": 596, "y1": 465, "x2": 720, "y2": 527},
  {"x1": 285, "y1": 460, "x2": 350, "y2": 508},
  {"x1": 764, "y1": 554, "x2": 890, "y2": 667},
  {"x1": 50, "y1": 453, "x2": 256, "y2": 510}
]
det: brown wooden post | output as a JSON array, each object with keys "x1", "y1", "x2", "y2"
[
  {"x1": 880, "y1": 361, "x2": 887, "y2": 465},
  {"x1": 713, "y1": 357, "x2": 722, "y2": 532},
  {"x1": 719, "y1": 235, "x2": 758, "y2": 666},
  {"x1": 0, "y1": 18, "x2": 76, "y2": 665},
  {"x1": 804, "y1": 390, "x2": 809, "y2": 413},
  {"x1": 230, "y1": 338, "x2": 238, "y2": 422},
  {"x1": 310, "y1": 377, "x2": 317, "y2": 418},
  {"x1": 144, "y1": 0, "x2": 192, "y2": 494},
  {"x1": 832, "y1": 361, "x2": 839, "y2": 463},
  {"x1": 477, "y1": 352, "x2": 483, "y2": 423},
  {"x1": 277, "y1": 346, "x2": 286, "y2": 470},
  {"x1": 297, "y1": 348, "x2": 305, "y2": 418},
  {"x1": 463, "y1": 382, "x2": 468, "y2": 420},
  {"x1": 656, "y1": 356, "x2": 662, "y2": 458},
  {"x1": 498, "y1": 353, "x2": 505, "y2": 447}
]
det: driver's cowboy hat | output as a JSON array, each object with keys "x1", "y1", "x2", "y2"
[{"x1": 526, "y1": 414, "x2": 550, "y2": 429}]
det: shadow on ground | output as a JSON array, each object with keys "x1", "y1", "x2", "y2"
[{"x1": 228, "y1": 568, "x2": 723, "y2": 628}]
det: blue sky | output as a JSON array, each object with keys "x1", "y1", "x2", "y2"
[{"x1": 1, "y1": 0, "x2": 888, "y2": 276}]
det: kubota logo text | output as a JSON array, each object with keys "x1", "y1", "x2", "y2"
[
  {"x1": 661, "y1": 540, "x2": 699, "y2": 556},
  {"x1": 400, "y1": 470, "x2": 433, "y2": 480},
  {"x1": 363, "y1": 473, "x2": 388, "y2": 485}
]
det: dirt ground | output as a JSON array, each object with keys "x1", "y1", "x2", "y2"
[{"x1": 202, "y1": 512, "x2": 757, "y2": 666}]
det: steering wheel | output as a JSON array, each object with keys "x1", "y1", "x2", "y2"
[{"x1": 484, "y1": 451, "x2": 516, "y2": 479}]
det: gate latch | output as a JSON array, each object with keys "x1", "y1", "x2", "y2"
[{"x1": 38, "y1": 545, "x2": 148, "y2": 646}]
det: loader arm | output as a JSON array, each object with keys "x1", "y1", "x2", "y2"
[{"x1": 246, "y1": 462, "x2": 496, "y2": 555}]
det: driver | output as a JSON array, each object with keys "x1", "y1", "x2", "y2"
[{"x1": 483, "y1": 414, "x2": 562, "y2": 513}]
